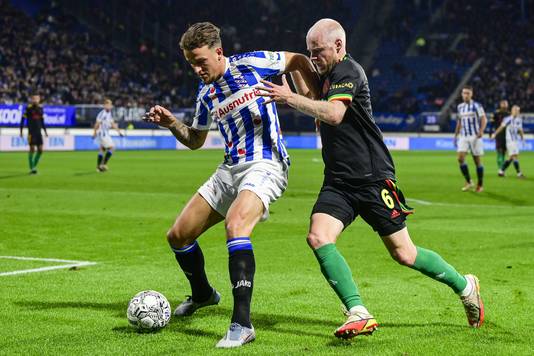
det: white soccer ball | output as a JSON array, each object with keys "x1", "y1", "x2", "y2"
[{"x1": 127, "y1": 290, "x2": 171, "y2": 331}]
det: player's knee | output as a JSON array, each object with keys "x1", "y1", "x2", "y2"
[
  {"x1": 390, "y1": 248, "x2": 416, "y2": 266},
  {"x1": 225, "y1": 214, "x2": 248, "y2": 237},
  {"x1": 166, "y1": 224, "x2": 190, "y2": 248},
  {"x1": 306, "y1": 231, "x2": 329, "y2": 250}
]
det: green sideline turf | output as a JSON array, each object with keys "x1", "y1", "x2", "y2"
[{"x1": 1, "y1": 150, "x2": 533, "y2": 355}]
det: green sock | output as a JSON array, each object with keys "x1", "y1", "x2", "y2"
[
  {"x1": 313, "y1": 243, "x2": 363, "y2": 309},
  {"x1": 28, "y1": 152, "x2": 34, "y2": 169},
  {"x1": 497, "y1": 153, "x2": 504, "y2": 169},
  {"x1": 411, "y1": 246, "x2": 467, "y2": 293},
  {"x1": 32, "y1": 151, "x2": 42, "y2": 168}
]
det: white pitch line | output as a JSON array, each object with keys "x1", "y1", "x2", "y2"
[
  {"x1": 407, "y1": 198, "x2": 531, "y2": 209},
  {"x1": 0, "y1": 256, "x2": 97, "y2": 277}
]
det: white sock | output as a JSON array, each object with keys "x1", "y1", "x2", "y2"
[
  {"x1": 349, "y1": 305, "x2": 371, "y2": 316},
  {"x1": 459, "y1": 277, "x2": 473, "y2": 297}
]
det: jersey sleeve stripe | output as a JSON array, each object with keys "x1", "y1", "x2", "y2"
[
  {"x1": 328, "y1": 94, "x2": 353, "y2": 102},
  {"x1": 239, "y1": 106, "x2": 256, "y2": 162},
  {"x1": 257, "y1": 97, "x2": 273, "y2": 160},
  {"x1": 226, "y1": 116, "x2": 240, "y2": 164}
]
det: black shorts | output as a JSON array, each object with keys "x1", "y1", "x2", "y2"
[
  {"x1": 311, "y1": 179, "x2": 414, "y2": 236},
  {"x1": 495, "y1": 133, "x2": 506, "y2": 151},
  {"x1": 28, "y1": 132, "x2": 43, "y2": 146}
]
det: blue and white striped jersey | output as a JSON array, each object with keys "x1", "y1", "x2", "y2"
[
  {"x1": 192, "y1": 51, "x2": 289, "y2": 165},
  {"x1": 457, "y1": 101, "x2": 485, "y2": 137},
  {"x1": 502, "y1": 115, "x2": 523, "y2": 142},
  {"x1": 96, "y1": 110, "x2": 114, "y2": 138}
]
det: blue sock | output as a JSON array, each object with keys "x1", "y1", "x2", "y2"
[
  {"x1": 227, "y1": 237, "x2": 254, "y2": 328},
  {"x1": 502, "y1": 159, "x2": 512, "y2": 171},
  {"x1": 460, "y1": 163, "x2": 471, "y2": 182},
  {"x1": 476, "y1": 165, "x2": 484, "y2": 186},
  {"x1": 97, "y1": 153, "x2": 103, "y2": 166},
  {"x1": 171, "y1": 241, "x2": 212, "y2": 302},
  {"x1": 104, "y1": 150, "x2": 113, "y2": 164},
  {"x1": 513, "y1": 160, "x2": 520, "y2": 173}
]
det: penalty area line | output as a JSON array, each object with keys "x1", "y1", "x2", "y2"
[{"x1": 0, "y1": 256, "x2": 97, "y2": 277}]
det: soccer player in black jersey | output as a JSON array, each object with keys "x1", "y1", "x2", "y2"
[
  {"x1": 20, "y1": 94, "x2": 48, "y2": 174},
  {"x1": 259, "y1": 18, "x2": 484, "y2": 339},
  {"x1": 490, "y1": 100, "x2": 509, "y2": 170}
]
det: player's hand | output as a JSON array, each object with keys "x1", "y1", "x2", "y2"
[
  {"x1": 257, "y1": 75, "x2": 294, "y2": 105},
  {"x1": 143, "y1": 105, "x2": 176, "y2": 128},
  {"x1": 476, "y1": 132, "x2": 483, "y2": 138}
]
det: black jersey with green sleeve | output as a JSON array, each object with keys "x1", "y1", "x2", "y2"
[
  {"x1": 21, "y1": 104, "x2": 46, "y2": 135},
  {"x1": 319, "y1": 54, "x2": 396, "y2": 187}
]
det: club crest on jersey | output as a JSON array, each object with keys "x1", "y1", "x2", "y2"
[{"x1": 234, "y1": 75, "x2": 248, "y2": 88}]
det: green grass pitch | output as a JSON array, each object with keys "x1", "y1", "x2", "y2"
[{"x1": 1, "y1": 149, "x2": 533, "y2": 355}]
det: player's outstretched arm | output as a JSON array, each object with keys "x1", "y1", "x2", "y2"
[
  {"x1": 144, "y1": 105, "x2": 208, "y2": 150},
  {"x1": 478, "y1": 114, "x2": 487, "y2": 138},
  {"x1": 111, "y1": 121, "x2": 124, "y2": 137},
  {"x1": 491, "y1": 123, "x2": 505, "y2": 139},
  {"x1": 283, "y1": 52, "x2": 320, "y2": 99},
  {"x1": 257, "y1": 76, "x2": 347, "y2": 126},
  {"x1": 92, "y1": 121, "x2": 100, "y2": 139},
  {"x1": 454, "y1": 116, "x2": 462, "y2": 144}
]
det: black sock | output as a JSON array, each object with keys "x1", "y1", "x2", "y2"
[
  {"x1": 227, "y1": 238, "x2": 255, "y2": 328},
  {"x1": 476, "y1": 165, "x2": 484, "y2": 186},
  {"x1": 103, "y1": 150, "x2": 113, "y2": 164},
  {"x1": 97, "y1": 153, "x2": 103, "y2": 166},
  {"x1": 502, "y1": 159, "x2": 512, "y2": 171},
  {"x1": 172, "y1": 241, "x2": 212, "y2": 302},
  {"x1": 513, "y1": 160, "x2": 520, "y2": 173},
  {"x1": 460, "y1": 163, "x2": 471, "y2": 182}
]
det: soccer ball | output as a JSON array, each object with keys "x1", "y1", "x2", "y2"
[{"x1": 127, "y1": 290, "x2": 171, "y2": 331}]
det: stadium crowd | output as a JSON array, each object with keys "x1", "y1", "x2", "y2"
[
  {"x1": 0, "y1": 0, "x2": 531, "y2": 115},
  {"x1": 0, "y1": 0, "x2": 350, "y2": 109}
]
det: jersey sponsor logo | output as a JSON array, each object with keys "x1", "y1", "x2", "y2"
[
  {"x1": 215, "y1": 88, "x2": 260, "y2": 118},
  {"x1": 330, "y1": 82, "x2": 354, "y2": 90}
]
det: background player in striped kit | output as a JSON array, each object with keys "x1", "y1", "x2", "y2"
[
  {"x1": 20, "y1": 94, "x2": 47, "y2": 174},
  {"x1": 92, "y1": 99, "x2": 123, "y2": 172},
  {"x1": 454, "y1": 85, "x2": 487, "y2": 193},
  {"x1": 490, "y1": 100, "x2": 510, "y2": 170},
  {"x1": 143, "y1": 22, "x2": 319, "y2": 348},
  {"x1": 492, "y1": 105, "x2": 525, "y2": 178}
]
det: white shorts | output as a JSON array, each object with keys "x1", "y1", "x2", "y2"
[
  {"x1": 507, "y1": 141, "x2": 520, "y2": 155},
  {"x1": 97, "y1": 136, "x2": 114, "y2": 149},
  {"x1": 457, "y1": 136, "x2": 484, "y2": 156},
  {"x1": 198, "y1": 159, "x2": 289, "y2": 221}
]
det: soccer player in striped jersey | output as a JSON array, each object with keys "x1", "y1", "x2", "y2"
[
  {"x1": 454, "y1": 85, "x2": 487, "y2": 193},
  {"x1": 144, "y1": 22, "x2": 318, "y2": 348},
  {"x1": 492, "y1": 105, "x2": 525, "y2": 178},
  {"x1": 92, "y1": 99, "x2": 123, "y2": 172}
]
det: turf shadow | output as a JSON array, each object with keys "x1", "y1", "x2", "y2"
[
  {"x1": 73, "y1": 171, "x2": 99, "y2": 176},
  {"x1": 480, "y1": 191, "x2": 528, "y2": 205},
  {"x1": 17, "y1": 300, "x2": 126, "y2": 318},
  {"x1": 0, "y1": 173, "x2": 31, "y2": 179}
]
